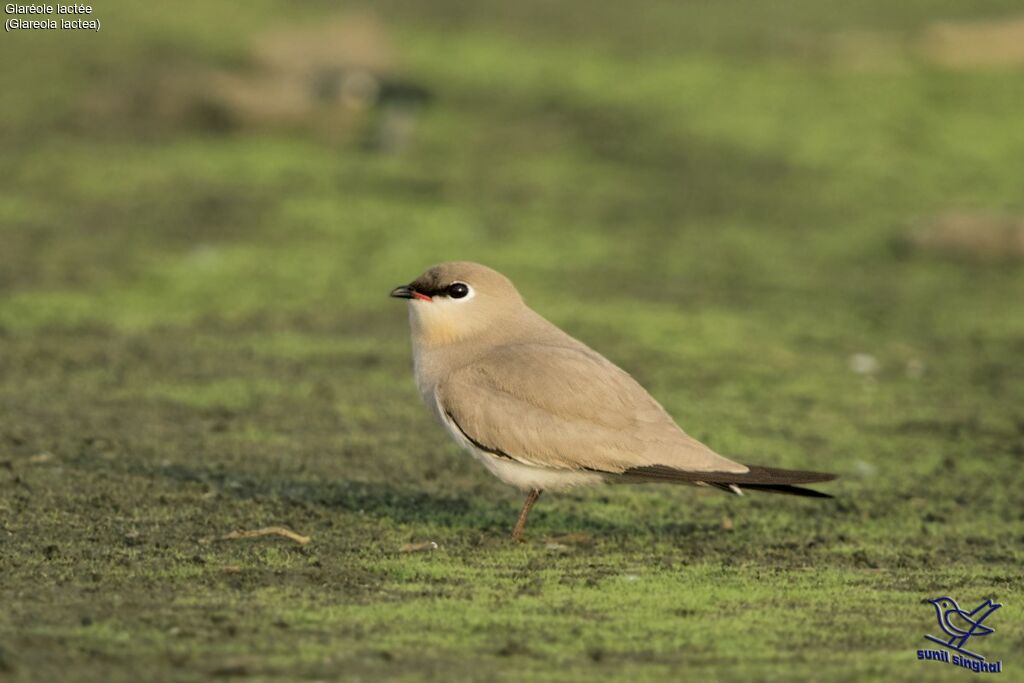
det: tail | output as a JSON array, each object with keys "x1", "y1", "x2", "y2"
[{"x1": 622, "y1": 464, "x2": 836, "y2": 498}]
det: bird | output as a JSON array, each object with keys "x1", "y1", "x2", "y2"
[
  {"x1": 390, "y1": 261, "x2": 836, "y2": 540},
  {"x1": 925, "y1": 597, "x2": 1001, "y2": 659}
]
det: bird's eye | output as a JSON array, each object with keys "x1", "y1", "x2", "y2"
[{"x1": 448, "y1": 282, "x2": 470, "y2": 299}]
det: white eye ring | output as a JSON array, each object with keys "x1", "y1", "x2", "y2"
[{"x1": 447, "y1": 281, "x2": 474, "y2": 301}]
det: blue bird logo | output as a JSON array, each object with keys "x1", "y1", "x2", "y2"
[{"x1": 924, "y1": 596, "x2": 1001, "y2": 661}]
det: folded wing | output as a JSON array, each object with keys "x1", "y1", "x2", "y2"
[{"x1": 436, "y1": 343, "x2": 749, "y2": 475}]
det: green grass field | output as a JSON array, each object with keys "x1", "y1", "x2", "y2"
[{"x1": 1, "y1": 1, "x2": 1023, "y2": 681}]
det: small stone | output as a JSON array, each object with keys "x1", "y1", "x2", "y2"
[{"x1": 848, "y1": 353, "x2": 879, "y2": 375}]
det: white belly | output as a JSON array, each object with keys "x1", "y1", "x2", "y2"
[
  {"x1": 463, "y1": 446, "x2": 607, "y2": 491},
  {"x1": 433, "y1": 392, "x2": 605, "y2": 492}
]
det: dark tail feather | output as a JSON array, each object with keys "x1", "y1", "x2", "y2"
[
  {"x1": 707, "y1": 482, "x2": 743, "y2": 495},
  {"x1": 621, "y1": 463, "x2": 836, "y2": 498},
  {"x1": 738, "y1": 484, "x2": 833, "y2": 498},
  {"x1": 705, "y1": 480, "x2": 832, "y2": 498}
]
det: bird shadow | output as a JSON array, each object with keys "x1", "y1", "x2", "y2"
[
  {"x1": 65, "y1": 451, "x2": 719, "y2": 540},
  {"x1": 44, "y1": 442, "x2": 833, "y2": 547}
]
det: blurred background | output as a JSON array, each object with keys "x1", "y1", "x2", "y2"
[
  {"x1": 3, "y1": 0, "x2": 1022, "y2": 480},
  {"x1": 1, "y1": 1, "x2": 1023, "y2": 680}
]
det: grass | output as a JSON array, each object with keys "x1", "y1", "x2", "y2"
[{"x1": 1, "y1": 1, "x2": 1023, "y2": 681}]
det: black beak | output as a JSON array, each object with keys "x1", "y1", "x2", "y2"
[{"x1": 390, "y1": 285, "x2": 415, "y2": 299}]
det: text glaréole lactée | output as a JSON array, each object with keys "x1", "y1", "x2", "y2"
[{"x1": 4, "y1": 4, "x2": 99, "y2": 30}]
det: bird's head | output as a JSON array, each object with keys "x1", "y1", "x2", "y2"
[
  {"x1": 390, "y1": 261, "x2": 525, "y2": 347},
  {"x1": 928, "y1": 597, "x2": 958, "y2": 613}
]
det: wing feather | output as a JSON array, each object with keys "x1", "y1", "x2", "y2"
[{"x1": 436, "y1": 343, "x2": 747, "y2": 474}]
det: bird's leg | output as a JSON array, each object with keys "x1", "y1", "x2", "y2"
[{"x1": 511, "y1": 489, "x2": 542, "y2": 541}]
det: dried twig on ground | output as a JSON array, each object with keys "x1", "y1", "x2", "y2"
[
  {"x1": 399, "y1": 541, "x2": 437, "y2": 553},
  {"x1": 217, "y1": 527, "x2": 311, "y2": 545}
]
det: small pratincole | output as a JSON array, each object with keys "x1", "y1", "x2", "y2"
[{"x1": 391, "y1": 262, "x2": 836, "y2": 540}]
